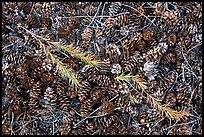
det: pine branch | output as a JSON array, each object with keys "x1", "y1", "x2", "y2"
[
  {"x1": 130, "y1": 74, "x2": 191, "y2": 121},
  {"x1": 128, "y1": 94, "x2": 137, "y2": 105},
  {"x1": 50, "y1": 42, "x2": 101, "y2": 68},
  {"x1": 114, "y1": 73, "x2": 132, "y2": 84},
  {"x1": 132, "y1": 74, "x2": 148, "y2": 91},
  {"x1": 46, "y1": 48, "x2": 80, "y2": 89},
  {"x1": 146, "y1": 93, "x2": 190, "y2": 121}
]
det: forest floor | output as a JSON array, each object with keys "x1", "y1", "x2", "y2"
[{"x1": 2, "y1": 2, "x2": 202, "y2": 135}]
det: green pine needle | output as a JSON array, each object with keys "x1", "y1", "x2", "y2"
[
  {"x1": 46, "y1": 48, "x2": 80, "y2": 89},
  {"x1": 115, "y1": 73, "x2": 132, "y2": 84}
]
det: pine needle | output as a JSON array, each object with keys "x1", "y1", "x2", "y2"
[
  {"x1": 50, "y1": 42, "x2": 101, "y2": 68},
  {"x1": 115, "y1": 73, "x2": 132, "y2": 84},
  {"x1": 132, "y1": 74, "x2": 148, "y2": 91},
  {"x1": 128, "y1": 94, "x2": 137, "y2": 105},
  {"x1": 56, "y1": 61, "x2": 80, "y2": 88},
  {"x1": 146, "y1": 92, "x2": 190, "y2": 121},
  {"x1": 130, "y1": 74, "x2": 190, "y2": 121},
  {"x1": 46, "y1": 48, "x2": 80, "y2": 89}
]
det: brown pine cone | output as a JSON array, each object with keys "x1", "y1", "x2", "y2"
[
  {"x1": 143, "y1": 29, "x2": 154, "y2": 41},
  {"x1": 78, "y1": 81, "x2": 91, "y2": 102}
]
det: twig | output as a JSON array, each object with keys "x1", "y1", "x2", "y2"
[
  {"x1": 100, "y1": 2, "x2": 106, "y2": 22},
  {"x1": 121, "y1": 3, "x2": 159, "y2": 29},
  {"x1": 87, "y1": 2, "x2": 102, "y2": 28},
  {"x1": 188, "y1": 85, "x2": 198, "y2": 105},
  {"x1": 92, "y1": 129, "x2": 100, "y2": 135},
  {"x1": 73, "y1": 94, "x2": 119, "y2": 128},
  {"x1": 10, "y1": 112, "x2": 15, "y2": 135}
]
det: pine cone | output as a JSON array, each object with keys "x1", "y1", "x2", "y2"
[
  {"x1": 28, "y1": 82, "x2": 42, "y2": 114},
  {"x1": 80, "y1": 99, "x2": 93, "y2": 117},
  {"x1": 43, "y1": 86, "x2": 58, "y2": 109},
  {"x1": 143, "y1": 29, "x2": 154, "y2": 41},
  {"x1": 162, "y1": 11, "x2": 178, "y2": 26},
  {"x1": 27, "y1": 13, "x2": 41, "y2": 29},
  {"x1": 178, "y1": 124, "x2": 191, "y2": 135},
  {"x1": 78, "y1": 81, "x2": 91, "y2": 102},
  {"x1": 41, "y1": 16, "x2": 52, "y2": 29},
  {"x1": 58, "y1": 26, "x2": 70, "y2": 37},
  {"x1": 18, "y1": 2, "x2": 32, "y2": 15}
]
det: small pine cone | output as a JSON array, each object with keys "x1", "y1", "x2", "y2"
[
  {"x1": 193, "y1": 3, "x2": 202, "y2": 18},
  {"x1": 159, "y1": 71, "x2": 177, "y2": 93},
  {"x1": 44, "y1": 87, "x2": 58, "y2": 109},
  {"x1": 147, "y1": 108, "x2": 161, "y2": 122},
  {"x1": 176, "y1": 92, "x2": 190, "y2": 111},
  {"x1": 147, "y1": 80, "x2": 158, "y2": 94},
  {"x1": 58, "y1": 26, "x2": 70, "y2": 37},
  {"x1": 84, "y1": 122, "x2": 95, "y2": 135},
  {"x1": 41, "y1": 72, "x2": 54, "y2": 85},
  {"x1": 185, "y1": 12, "x2": 197, "y2": 25},
  {"x1": 78, "y1": 81, "x2": 91, "y2": 102},
  {"x1": 105, "y1": 26, "x2": 121, "y2": 43},
  {"x1": 59, "y1": 118, "x2": 71, "y2": 135},
  {"x1": 41, "y1": 16, "x2": 52, "y2": 29},
  {"x1": 143, "y1": 29, "x2": 154, "y2": 41},
  {"x1": 84, "y1": 4, "x2": 97, "y2": 16},
  {"x1": 55, "y1": 81, "x2": 66, "y2": 94},
  {"x1": 106, "y1": 43, "x2": 121, "y2": 62},
  {"x1": 127, "y1": 14, "x2": 142, "y2": 29},
  {"x1": 68, "y1": 17, "x2": 80, "y2": 29},
  {"x1": 28, "y1": 82, "x2": 42, "y2": 113},
  {"x1": 131, "y1": 32, "x2": 143, "y2": 43},
  {"x1": 105, "y1": 17, "x2": 115, "y2": 27},
  {"x1": 162, "y1": 11, "x2": 178, "y2": 26},
  {"x1": 67, "y1": 88, "x2": 77, "y2": 99},
  {"x1": 179, "y1": 36, "x2": 191, "y2": 51},
  {"x1": 153, "y1": 3, "x2": 165, "y2": 16},
  {"x1": 59, "y1": 111, "x2": 75, "y2": 135},
  {"x1": 2, "y1": 123, "x2": 11, "y2": 135},
  {"x1": 135, "y1": 40, "x2": 146, "y2": 53},
  {"x1": 114, "y1": 14, "x2": 129, "y2": 26},
  {"x1": 10, "y1": 94, "x2": 24, "y2": 115},
  {"x1": 108, "y1": 2, "x2": 122, "y2": 16},
  {"x1": 168, "y1": 126, "x2": 178, "y2": 135},
  {"x1": 161, "y1": 47, "x2": 177, "y2": 64},
  {"x1": 80, "y1": 99, "x2": 93, "y2": 117},
  {"x1": 122, "y1": 39, "x2": 133, "y2": 52},
  {"x1": 94, "y1": 115, "x2": 113, "y2": 130},
  {"x1": 32, "y1": 66, "x2": 43, "y2": 80},
  {"x1": 118, "y1": 83, "x2": 130, "y2": 95},
  {"x1": 81, "y1": 28, "x2": 93, "y2": 42},
  {"x1": 27, "y1": 13, "x2": 41, "y2": 29},
  {"x1": 90, "y1": 87, "x2": 105, "y2": 101},
  {"x1": 167, "y1": 33, "x2": 177, "y2": 46},
  {"x1": 123, "y1": 54, "x2": 143, "y2": 73},
  {"x1": 96, "y1": 74, "x2": 112, "y2": 87},
  {"x1": 138, "y1": 112, "x2": 148, "y2": 124},
  {"x1": 19, "y1": 75, "x2": 35, "y2": 90},
  {"x1": 114, "y1": 95, "x2": 129, "y2": 111},
  {"x1": 178, "y1": 124, "x2": 191, "y2": 135},
  {"x1": 58, "y1": 94, "x2": 70, "y2": 111},
  {"x1": 98, "y1": 63, "x2": 112, "y2": 75},
  {"x1": 125, "y1": 105, "x2": 139, "y2": 118},
  {"x1": 18, "y1": 2, "x2": 32, "y2": 15},
  {"x1": 30, "y1": 56, "x2": 43, "y2": 68},
  {"x1": 79, "y1": 65, "x2": 99, "y2": 81},
  {"x1": 97, "y1": 101, "x2": 115, "y2": 115},
  {"x1": 163, "y1": 92, "x2": 176, "y2": 107},
  {"x1": 143, "y1": 45, "x2": 162, "y2": 63}
]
